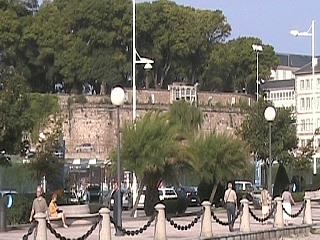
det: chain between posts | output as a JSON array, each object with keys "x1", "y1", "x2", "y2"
[
  {"x1": 110, "y1": 213, "x2": 156, "y2": 236},
  {"x1": 166, "y1": 210, "x2": 203, "y2": 231},
  {"x1": 46, "y1": 215, "x2": 102, "y2": 240},
  {"x1": 211, "y1": 205, "x2": 243, "y2": 226},
  {"x1": 248, "y1": 202, "x2": 277, "y2": 222},
  {"x1": 22, "y1": 221, "x2": 38, "y2": 240},
  {"x1": 282, "y1": 201, "x2": 306, "y2": 218}
]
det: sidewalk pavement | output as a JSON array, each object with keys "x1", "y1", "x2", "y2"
[{"x1": 1, "y1": 203, "x2": 320, "y2": 240}]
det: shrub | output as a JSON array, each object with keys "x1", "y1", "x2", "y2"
[
  {"x1": 7, "y1": 193, "x2": 34, "y2": 225},
  {"x1": 292, "y1": 192, "x2": 304, "y2": 202}
]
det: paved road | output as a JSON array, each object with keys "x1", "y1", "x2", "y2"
[{"x1": 1, "y1": 203, "x2": 320, "y2": 240}]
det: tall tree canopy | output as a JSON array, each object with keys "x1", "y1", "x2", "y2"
[
  {"x1": 0, "y1": 0, "x2": 278, "y2": 94},
  {"x1": 239, "y1": 100, "x2": 297, "y2": 164}
]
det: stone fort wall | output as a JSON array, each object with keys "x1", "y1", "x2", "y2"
[{"x1": 59, "y1": 90, "x2": 253, "y2": 160}]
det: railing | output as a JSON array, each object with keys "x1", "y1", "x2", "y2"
[{"x1": 21, "y1": 196, "x2": 313, "y2": 240}]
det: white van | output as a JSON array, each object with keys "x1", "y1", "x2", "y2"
[
  {"x1": 158, "y1": 188, "x2": 178, "y2": 201},
  {"x1": 235, "y1": 181, "x2": 254, "y2": 192}
]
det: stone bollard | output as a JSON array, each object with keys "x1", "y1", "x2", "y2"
[
  {"x1": 274, "y1": 197, "x2": 284, "y2": 228},
  {"x1": 99, "y1": 208, "x2": 111, "y2": 240},
  {"x1": 200, "y1": 201, "x2": 213, "y2": 239},
  {"x1": 303, "y1": 196, "x2": 312, "y2": 225},
  {"x1": 34, "y1": 212, "x2": 47, "y2": 240},
  {"x1": 154, "y1": 203, "x2": 167, "y2": 240},
  {"x1": 240, "y1": 199, "x2": 250, "y2": 232}
]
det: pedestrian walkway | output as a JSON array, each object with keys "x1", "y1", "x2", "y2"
[{"x1": 1, "y1": 202, "x2": 320, "y2": 240}]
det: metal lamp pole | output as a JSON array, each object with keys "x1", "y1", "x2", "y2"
[
  {"x1": 291, "y1": 20, "x2": 317, "y2": 174},
  {"x1": 264, "y1": 106, "x2": 276, "y2": 194},
  {"x1": 111, "y1": 86, "x2": 125, "y2": 236},
  {"x1": 252, "y1": 44, "x2": 263, "y2": 101},
  {"x1": 132, "y1": 0, "x2": 136, "y2": 122}
]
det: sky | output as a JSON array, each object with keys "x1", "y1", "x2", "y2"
[
  {"x1": 38, "y1": 0, "x2": 320, "y2": 56},
  {"x1": 151, "y1": 0, "x2": 320, "y2": 56}
]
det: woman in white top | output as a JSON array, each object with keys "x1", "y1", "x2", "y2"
[{"x1": 282, "y1": 186, "x2": 295, "y2": 226}]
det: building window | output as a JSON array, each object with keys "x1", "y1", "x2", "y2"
[
  {"x1": 301, "y1": 120, "x2": 306, "y2": 132},
  {"x1": 301, "y1": 139, "x2": 306, "y2": 147},
  {"x1": 317, "y1": 78, "x2": 320, "y2": 88},
  {"x1": 306, "y1": 79, "x2": 310, "y2": 89},
  {"x1": 306, "y1": 119, "x2": 310, "y2": 131},
  {"x1": 306, "y1": 97, "x2": 311, "y2": 110},
  {"x1": 300, "y1": 98, "x2": 305, "y2": 110},
  {"x1": 300, "y1": 79, "x2": 305, "y2": 90}
]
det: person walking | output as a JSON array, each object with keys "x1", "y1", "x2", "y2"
[
  {"x1": 282, "y1": 185, "x2": 295, "y2": 226},
  {"x1": 224, "y1": 182, "x2": 237, "y2": 232},
  {"x1": 111, "y1": 182, "x2": 123, "y2": 235},
  {"x1": 49, "y1": 193, "x2": 68, "y2": 228},
  {"x1": 261, "y1": 186, "x2": 272, "y2": 224},
  {"x1": 29, "y1": 186, "x2": 49, "y2": 223}
]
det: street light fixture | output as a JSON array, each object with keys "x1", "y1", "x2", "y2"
[
  {"x1": 132, "y1": 0, "x2": 154, "y2": 122},
  {"x1": 290, "y1": 20, "x2": 318, "y2": 174},
  {"x1": 110, "y1": 86, "x2": 125, "y2": 236},
  {"x1": 131, "y1": 0, "x2": 154, "y2": 218},
  {"x1": 252, "y1": 44, "x2": 263, "y2": 101},
  {"x1": 264, "y1": 106, "x2": 276, "y2": 194}
]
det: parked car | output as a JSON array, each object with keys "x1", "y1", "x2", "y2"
[
  {"x1": 158, "y1": 187, "x2": 178, "y2": 201},
  {"x1": 108, "y1": 189, "x2": 133, "y2": 210},
  {"x1": 177, "y1": 186, "x2": 200, "y2": 206},
  {"x1": 87, "y1": 185, "x2": 101, "y2": 203}
]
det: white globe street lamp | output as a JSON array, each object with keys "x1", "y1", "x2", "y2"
[
  {"x1": 111, "y1": 86, "x2": 125, "y2": 235},
  {"x1": 264, "y1": 106, "x2": 276, "y2": 194}
]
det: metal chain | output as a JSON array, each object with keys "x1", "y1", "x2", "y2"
[
  {"x1": 166, "y1": 210, "x2": 203, "y2": 231},
  {"x1": 46, "y1": 215, "x2": 102, "y2": 240},
  {"x1": 282, "y1": 201, "x2": 306, "y2": 218},
  {"x1": 248, "y1": 203, "x2": 276, "y2": 223},
  {"x1": 110, "y1": 213, "x2": 156, "y2": 236},
  {"x1": 211, "y1": 205, "x2": 243, "y2": 226},
  {"x1": 22, "y1": 221, "x2": 38, "y2": 240}
]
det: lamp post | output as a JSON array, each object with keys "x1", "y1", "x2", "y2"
[
  {"x1": 132, "y1": 0, "x2": 154, "y2": 122},
  {"x1": 110, "y1": 86, "x2": 125, "y2": 235},
  {"x1": 252, "y1": 44, "x2": 263, "y2": 101},
  {"x1": 290, "y1": 20, "x2": 318, "y2": 174},
  {"x1": 264, "y1": 106, "x2": 276, "y2": 194},
  {"x1": 132, "y1": 0, "x2": 154, "y2": 218}
]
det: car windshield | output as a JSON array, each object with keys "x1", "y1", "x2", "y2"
[{"x1": 165, "y1": 190, "x2": 176, "y2": 195}]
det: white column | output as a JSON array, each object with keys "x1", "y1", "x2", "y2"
[
  {"x1": 303, "y1": 196, "x2": 313, "y2": 224},
  {"x1": 274, "y1": 197, "x2": 284, "y2": 228},
  {"x1": 200, "y1": 201, "x2": 213, "y2": 238},
  {"x1": 154, "y1": 204, "x2": 167, "y2": 240},
  {"x1": 99, "y1": 208, "x2": 112, "y2": 240},
  {"x1": 240, "y1": 199, "x2": 251, "y2": 232},
  {"x1": 34, "y1": 213, "x2": 47, "y2": 240}
]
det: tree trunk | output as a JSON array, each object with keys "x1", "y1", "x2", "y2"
[
  {"x1": 209, "y1": 182, "x2": 218, "y2": 203},
  {"x1": 130, "y1": 183, "x2": 144, "y2": 217},
  {"x1": 144, "y1": 186, "x2": 159, "y2": 216}
]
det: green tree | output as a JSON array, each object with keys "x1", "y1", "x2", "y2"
[
  {"x1": 239, "y1": 100, "x2": 297, "y2": 164},
  {"x1": 29, "y1": 117, "x2": 64, "y2": 191},
  {"x1": 203, "y1": 37, "x2": 279, "y2": 93},
  {"x1": 167, "y1": 101, "x2": 203, "y2": 138},
  {"x1": 0, "y1": 73, "x2": 31, "y2": 153},
  {"x1": 121, "y1": 111, "x2": 179, "y2": 216},
  {"x1": 185, "y1": 133, "x2": 249, "y2": 202},
  {"x1": 137, "y1": 0, "x2": 231, "y2": 88},
  {"x1": 25, "y1": 0, "x2": 132, "y2": 92}
]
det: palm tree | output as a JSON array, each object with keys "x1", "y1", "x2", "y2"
[
  {"x1": 121, "y1": 111, "x2": 179, "y2": 216},
  {"x1": 167, "y1": 101, "x2": 203, "y2": 139},
  {"x1": 185, "y1": 133, "x2": 249, "y2": 203}
]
